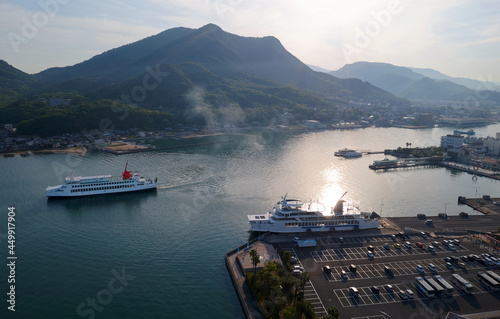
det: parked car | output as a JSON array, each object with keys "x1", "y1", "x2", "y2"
[
  {"x1": 384, "y1": 284, "x2": 393, "y2": 292},
  {"x1": 416, "y1": 265, "x2": 425, "y2": 273},
  {"x1": 416, "y1": 242, "x2": 423, "y2": 248},
  {"x1": 406, "y1": 289, "x2": 415, "y2": 299},
  {"x1": 405, "y1": 242, "x2": 412, "y2": 249},
  {"x1": 469, "y1": 254, "x2": 480, "y2": 261},
  {"x1": 367, "y1": 245, "x2": 374, "y2": 251},
  {"x1": 446, "y1": 262, "x2": 454, "y2": 270},
  {"x1": 427, "y1": 245, "x2": 435, "y2": 252},
  {"x1": 349, "y1": 264, "x2": 357, "y2": 273},
  {"x1": 323, "y1": 266, "x2": 331, "y2": 274},
  {"x1": 448, "y1": 244, "x2": 456, "y2": 251},
  {"x1": 349, "y1": 287, "x2": 359, "y2": 297},
  {"x1": 338, "y1": 237, "x2": 344, "y2": 243},
  {"x1": 367, "y1": 250, "x2": 374, "y2": 258},
  {"x1": 371, "y1": 286, "x2": 380, "y2": 294},
  {"x1": 384, "y1": 243, "x2": 391, "y2": 250},
  {"x1": 399, "y1": 290, "x2": 408, "y2": 300},
  {"x1": 384, "y1": 266, "x2": 393, "y2": 276},
  {"x1": 340, "y1": 270, "x2": 348, "y2": 280},
  {"x1": 390, "y1": 234, "x2": 396, "y2": 240},
  {"x1": 428, "y1": 263, "x2": 437, "y2": 272},
  {"x1": 394, "y1": 243, "x2": 401, "y2": 249},
  {"x1": 457, "y1": 262, "x2": 466, "y2": 269}
]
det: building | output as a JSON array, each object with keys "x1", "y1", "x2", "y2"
[
  {"x1": 441, "y1": 134, "x2": 464, "y2": 149},
  {"x1": 302, "y1": 120, "x2": 326, "y2": 130},
  {"x1": 418, "y1": 113, "x2": 434, "y2": 126},
  {"x1": 483, "y1": 133, "x2": 500, "y2": 155}
]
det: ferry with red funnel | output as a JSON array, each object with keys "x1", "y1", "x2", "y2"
[{"x1": 45, "y1": 162, "x2": 157, "y2": 198}]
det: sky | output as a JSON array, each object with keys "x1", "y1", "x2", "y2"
[{"x1": 1, "y1": 0, "x2": 500, "y2": 83}]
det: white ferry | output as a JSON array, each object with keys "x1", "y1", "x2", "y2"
[
  {"x1": 46, "y1": 162, "x2": 157, "y2": 198},
  {"x1": 248, "y1": 192, "x2": 380, "y2": 233},
  {"x1": 334, "y1": 148, "x2": 362, "y2": 158}
]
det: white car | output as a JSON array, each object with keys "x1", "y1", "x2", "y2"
[
  {"x1": 406, "y1": 289, "x2": 415, "y2": 299},
  {"x1": 428, "y1": 263, "x2": 437, "y2": 272},
  {"x1": 405, "y1": 242, "x2": 412, "y2": 249}
]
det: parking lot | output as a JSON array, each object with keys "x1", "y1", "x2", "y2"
[
  {"x1": 323, "y1": 256, "x2": 494, "y2": 282},
  {"x1": 313, "y1": 234, "x2": 467, "y2": 262},
  {"x1": 279, "y1": 231, "x2": 500, "y2": 319},
  {"x1": 333, "y1": 276, "x2": 494, "y2": 308}
]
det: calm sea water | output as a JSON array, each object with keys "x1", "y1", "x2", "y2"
[{"x1": 1, "y1": 124, "x2": 500, "y2": 318}]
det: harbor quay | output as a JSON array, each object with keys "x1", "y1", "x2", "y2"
[{"x1": 226, "y1": 214, "x2": 500, "y2": 319}]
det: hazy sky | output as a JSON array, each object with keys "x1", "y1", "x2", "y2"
[{"x1": 1, "y1": 0, "x2": 500, "y2": 82}]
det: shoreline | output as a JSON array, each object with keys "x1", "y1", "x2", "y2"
[{"x1": 2, "y1": 147, "x2": 87, "y2": 157}]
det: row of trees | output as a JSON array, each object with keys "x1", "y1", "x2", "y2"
[
  {"x1": 392, "y1": 146, "x2": 446, "y2": 158},
  {"x1": 247, "y1": 249, "x2": 339, "y2": 319},
  {"x1": 0, "y1": 97, "x2": 172, "y2": 137}
]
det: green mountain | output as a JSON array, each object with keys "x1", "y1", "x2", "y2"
[
  {"x1": 0, "y1": 24, "x2": 409, "y2": 135},
  {"x1": 331, "y1": 61, "x2": 500, "y2": 102},
  {"x1": 0, "y1": 60, "x2": 38, "y2": 104},
  {"x1": 36, "y1": 24, "x2": 404, "y2": 107}
]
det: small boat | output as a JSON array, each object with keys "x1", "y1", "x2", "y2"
[
  {"x1": 335, "y1": 148, "x2": 362, "y2": 158},
  {"x1": 453, "y1": 129, "x2": 475, "y2": 135}
]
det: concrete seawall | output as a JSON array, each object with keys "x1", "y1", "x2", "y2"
[{"x1": 225, "y1": 237, "x2": 265, "y2": 319}]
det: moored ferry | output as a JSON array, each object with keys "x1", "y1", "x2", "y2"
[
  {"x1": 248, "y1": 192, "x2": 380, "y2": 233},
  {"x1": 334, "y1": 148, "x2": 362, "y2": 158},
  {"x1": 45, "y1": 162, "x2": 157, "y2": 198}
]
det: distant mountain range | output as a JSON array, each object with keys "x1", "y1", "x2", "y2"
[
  {"x1": 330, "y1": 61, "x2": 500, "y2": 102},
  {"x1": 0, "y1": 24, "x2": 405, "y2": 118}
]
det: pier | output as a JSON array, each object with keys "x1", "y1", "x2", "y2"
[
  {"x1": 458, "y1": 196, "x2": 500, "y2": 215},
  {"x1": 96, "y1": 140, "x2": 234, "y2": 154},
  {"x1": 369, "y1": 157, "x2": 443, "y2": 170}
]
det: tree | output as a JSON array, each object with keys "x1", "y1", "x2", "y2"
[
  {"x1": 281, "y1": 250, "x2": 292, "y2": 268},
  {"x1": 298, "y1": 271, "x2": 310, "y2": 299},
  {"x1": 322, "y1": 306, "x2": 340, "y2": 319},
  {"x1": 282, "y1": 305, "x2": 296, "y2": 319},
  {"x1": 250, "y1": 249, "x2": 260, "y2": 273}
]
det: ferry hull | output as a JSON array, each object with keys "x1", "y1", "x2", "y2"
[
  {"x1": 249, "y1": 222, "x2": 379, "y2": 234},
  {"x1": 46, "y1": 184, "x2": 156, "y2": 198}
]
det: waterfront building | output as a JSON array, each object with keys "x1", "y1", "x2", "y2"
[
  {"x1": 483, "y1": 134, "x2": 500, "y2": 155},
  {"x1": 441, "y1": 134, "x2": 464, "y2": 150}
]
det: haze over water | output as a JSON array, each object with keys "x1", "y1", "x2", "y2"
[{"x1": 1, "y1": 124, "x2": 500, "y2": 318}]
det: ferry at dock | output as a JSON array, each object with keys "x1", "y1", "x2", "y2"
[
  {"x1": 248, "y1": 192, "x2": 380, "y2": 233},
  {"x1": 334, "y1": 148, "x2": 362, "y2": 158},
  {"x1": 45, "y1": 162, "x2": 157, "y2": 198}
]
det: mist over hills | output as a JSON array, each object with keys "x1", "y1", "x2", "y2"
[{"x1": 331, "y1": 61, "x2": 500, "y2": 102}]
